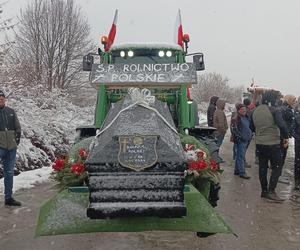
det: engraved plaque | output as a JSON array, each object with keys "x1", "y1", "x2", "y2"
[{"x1": 118, "y1": 135, "x2": 158, "y2": 171}]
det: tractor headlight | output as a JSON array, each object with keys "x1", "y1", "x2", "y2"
[
  {"x1": 158, "y1": 51, "x2": 165, "y2": 57},
  {"x1": 120, "y1": 51, "x2": 125, "y2": 57},
  {"x1": 166, "y1": 51, "x2": 172, "y2": 57},
  {"x1": 128, "y1": 51, "x2": 134, "y2": 57}
]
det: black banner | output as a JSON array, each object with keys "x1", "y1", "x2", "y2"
[{"x1": 90, "y1": 63, "x2": 197, "y2": 85}]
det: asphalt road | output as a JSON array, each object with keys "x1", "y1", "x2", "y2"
[{"x1": 0, "y1": 133, "x2": 299, "y2": 250}]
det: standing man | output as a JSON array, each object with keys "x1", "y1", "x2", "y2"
[
  {"x1": 213, "y1": 99, "x2": 228, "y2": 148},
  {"x1": 231, "y1": 104, "x2": 252, "y2": 179},
  {"x1": 242, "y1": 98, "x2": 256, "y2": 168},
  {"x1": 207, "y1": 96, "x2": 219, "y2": 127},
  {"x1": 251, "y1": 91, "x2": 289, "y2": 202},
  {"x1": 0, "y1": 90, "x2": 22, "y2": 206},
  {"x1": 279, "y1": 95, "x2": 296, "y2": 167}
]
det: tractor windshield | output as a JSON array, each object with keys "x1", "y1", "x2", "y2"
[{"x1": 111, "y1": 49, "x2": 177, "y2": 64}]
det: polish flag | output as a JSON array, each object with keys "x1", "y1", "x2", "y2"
[
  {"x1": 174, "y1": 9, "x2": 184, "y2": 48},
  {"x1": 187, "y1": 87, "x2": 192, "y2": 101},
  {"x1": 106, "y1": 9, "x2": 118, "y2": 51}
]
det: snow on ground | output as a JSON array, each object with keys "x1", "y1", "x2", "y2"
[
  {"x1": 199, "y1": 113, "x2": 207, "y2": 125},
  {"x1": 0, "y1": 167, "x2": 52, "y2": 196}
]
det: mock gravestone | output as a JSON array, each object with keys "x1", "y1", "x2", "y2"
[{"x1": 85, "y1": 90, "x2": 187, "y2": 218}]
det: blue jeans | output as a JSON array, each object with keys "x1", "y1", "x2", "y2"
[
  {"x1": 233, "y1": 143, "x2": 237, "y2": 160},
  {"x1": 0, "y1": 148, "x2": 17, "y2": 200},
  {"x1": 235, "y1": 142, "x2": 247, "y2": 176},
  {"x1": 216, "y1": 134, "x2": 225, "y2": 148}
]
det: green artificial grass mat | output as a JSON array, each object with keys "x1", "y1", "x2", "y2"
[{"x1": 36, "y1": 185, "x2": 233, "y2": 236}]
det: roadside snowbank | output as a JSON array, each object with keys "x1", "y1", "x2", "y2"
[{"x1": 0, "y1": 167, "x2": 52, "y2": 195}]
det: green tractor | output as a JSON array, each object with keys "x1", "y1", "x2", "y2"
[
  {"x1": 36, "y1": 11, "x2": 232, "y2": 237},
  {"x1": 82, "y1": 43, "x2": 205, "y2": 134}
]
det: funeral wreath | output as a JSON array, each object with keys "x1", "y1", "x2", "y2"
[{"x1": 51, "y1": 148, "x2": 89, "y2": 189}]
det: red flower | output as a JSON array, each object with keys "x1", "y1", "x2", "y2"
[
  {"x1": 197, "y1": 161, "x2": 208, "y2": 170},
  {"x1": 52, "y1": 159, "x2": 65, "y2": 171},
  {"x1": 196, "y1": 151, "x2": 205, "y2": 159},
  {"x1": 188, "y1": 160, "x2": 208, "y2": 171},
  {"x1": 189, "y1": 162, "x2": 199, "y2": 171},
  {"x1": 71, "y1": 163, "x2": 85, "y2": 176},
  {"x1": 210, "y1": 159, "x2": 218, "y2": 171},
  {"x1": 78, "y1": 148, "x2": 88, "y2": 160}
]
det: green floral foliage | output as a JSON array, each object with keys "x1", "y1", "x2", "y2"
[
  {"x1": 69, "y1": 137, "x2": 94, "y2": 162},
  {"x1": 51, "y1": 137, "x2": 92, "y2": 189},
  {"x1": 180, "y1": 133, "x2": 221, "y2": 186},
  {"x1": 52, "y1": 134, "x2": 221, "y2": 190},
  {"x1": 179, "y1": 134, "x2": 211, "y2": 156}
]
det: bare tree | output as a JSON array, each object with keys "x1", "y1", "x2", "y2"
[
  {"x1": 0, "y1": 1, "x2": 17, "y2": 83},
  {"x1": 7, "y1": 0, "x2": 92, "y2": 90},
  {"x1": 191, "y1": 72, "x2": 244, "y2": 104},
  {"x1": 0, "y1": 1, "x2": 16, "y2": 34}
]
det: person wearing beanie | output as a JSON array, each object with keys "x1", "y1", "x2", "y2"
[
  {"x1": 231, "y1": 103, "x2": 251, "y2": 179},
  {"x1": 251, "y1": 91, "x2": 289, "y2": 202},
  {"x1": 0, "y1": 90, "x2": 22, "y2": 206}
]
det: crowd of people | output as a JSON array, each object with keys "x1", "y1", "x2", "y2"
[{"x1": 207, "y1": 91, "x2": 300, "y2": 202}]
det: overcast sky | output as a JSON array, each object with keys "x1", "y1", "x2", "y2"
[{"x1": 3, "y1": 0, "x2": 300, "y2": 95}]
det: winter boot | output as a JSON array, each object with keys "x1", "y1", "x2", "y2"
[
  {"x1": 5, "y1": 197, "x2": 22, "y2": 206},
  {"x1": 265, "y1": 191, "x2": 285, "y2": 202},
  {"x1": 261, "y1": 190, "x2": 269, "y2": 198}
]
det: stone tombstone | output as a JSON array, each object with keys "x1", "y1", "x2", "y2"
[{"x1": 85, "y1": 94, "x2": 187, "y2": 219}]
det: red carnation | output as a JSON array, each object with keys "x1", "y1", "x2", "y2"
[
  {"x1": 196, "y1": 151, "x2": 205, "y2": 159},
  {"x1": 78, "y1": 148, "x2": 88, "y2": 160},
  {"x1": 52, "y1": 159, "x2": 65, "y2": 172},
  {"x1": 188, "y1": 162, "x2": 199, "y2": 171},
  {"x1": 188, "y1": 160, "x2": 207, "y2": 171},
  {"x1": 71, "y1": 163, "x2": 85, "y2": 176},
  {"x1": 210, "y1": 159, "x2": 218, "y2": 171},
  {"x1": 197, "y1": 160, "x2": 207, "y2": 170}
]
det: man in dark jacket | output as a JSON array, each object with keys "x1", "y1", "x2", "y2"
[
  {"x1": 279, "y1": 95, "x2": 296, "y2": 167},
  {"x1": 207, "y1": 96, "x2": 219, "y2": 127},
  {"x1": 0, "y1": 90, "x2": 22, "y2": 206},
  {"x1": 251, "y1": 91, "x2": 289, "y2": 202}
]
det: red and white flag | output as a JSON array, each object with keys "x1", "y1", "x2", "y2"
[
  {"x1": 174, "y1": 9, "x2": 184, "y2": 48},
  {"x1": 106, "y1": 9, "x2": 118, "y2": 52}
]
